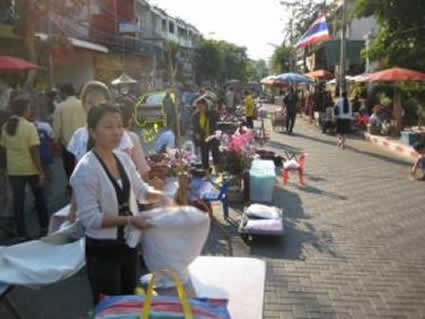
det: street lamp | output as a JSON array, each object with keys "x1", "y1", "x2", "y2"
[{"x1": 111, "y1": 72, "x2": 137, "y2": 96}]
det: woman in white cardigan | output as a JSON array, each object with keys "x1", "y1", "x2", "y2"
[{"x1": 70, "y1": 103, "x2": 166, "y2": 304}]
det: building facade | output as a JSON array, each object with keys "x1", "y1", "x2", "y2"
[{"x1": 297, "y1": 0, "x2": 376, "y2": 76}]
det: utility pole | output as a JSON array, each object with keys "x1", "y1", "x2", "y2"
[
  {"x1": 339, "y1": 0, "x2": 347, "y2": 96},
  {"x1": 47, "y1": 0, "x2": 55, "y2": 89},
  {"x1": 280, "y1": 1, "x2": 298, "y2": 72}
]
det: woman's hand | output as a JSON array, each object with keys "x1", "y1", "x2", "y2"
[
  {"x1": 130, "y1": 216, "x2": 152, "y2": 230},
  {"x1": 39, "y1": 173, "x2": 46, "y2": 187}
]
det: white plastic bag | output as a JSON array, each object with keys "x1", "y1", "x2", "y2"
[
  {"x1": 141, "y1": 206, "x2": 210, "y2": 287},
  {"x1": 283, "y1": 159, "x2": 300, "y2": 169},
  {"x1": 246, "y1": 204, "x2": 282, "y2": 219}
]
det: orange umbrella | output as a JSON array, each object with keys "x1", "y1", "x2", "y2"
[
  {"x1": 364, "y1": 67, "x2": 425, "y2": 135},
  {"x1": 304, "y1": 69, "x2": 333, "y2": 80},
  {"x1": 0, "y1": 56, "x2": 39, "y2": 72},
  {"x1": 365, "y1": 67, "x2": 425, "y2": 82}
]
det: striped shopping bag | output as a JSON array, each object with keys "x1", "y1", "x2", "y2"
[{"x1": 93, "y1": 270, "x2": 231, "y2": 319}]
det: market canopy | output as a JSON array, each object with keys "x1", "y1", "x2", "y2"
[
  {"x1": 304, "y1": 69, "x2": 333, "y2": 80},
  {"x1": 275, "y1": 72, "x2": 314, "y2": 84},
  {"x1": 261, "y1": 75, "x2": 290, "y2": 88},
  {"x1": 0, "y1": 56, "x2": 39, "y2": 72},
  {"x1": 326, "y1": 75, "x2": 357, "y2": 85},
  {"x1": 111, "y1": 72, "x2": 137, "y2": 86},
  {"x1": 260, "y1": 75, "x2": 277, "y2": 86},
  {"x1": 364, "y1": 67, "x2": 425, "y2": 82},
  {"x1": 362, "y1": 67, "x2": 425, "y2": 136}
]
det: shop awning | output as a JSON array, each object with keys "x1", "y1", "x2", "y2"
[
  {"x1": 316, "y1": 40, "x2": 365, "y2": 67},
  {"x1": 35, "y1": 33, "x2": 109, "y2": 54}
]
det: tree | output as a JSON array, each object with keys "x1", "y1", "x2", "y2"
[
  {"x1": 354, "y1": 0, "x2": 425, "y2": 71},
  {"x1": 194, "y1": 38, "x2": 252, "y2": 84},
  {"x1": 355, "y1": 0, "x2": 425, "y2": 132},
  {"x1": 271, "y1": 44, "x2": 295, "y2": 74},
  {"x1": 248, "y1": 59, "x2": 269, "y2": 81},
  {"x1": 194, "y1": 38, "x2": 223, "y2": 84},
  {"x1": 15, "y1": 0, "x2": 88, "y2": 88}
]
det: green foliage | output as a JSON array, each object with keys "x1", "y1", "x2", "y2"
[
  {"x1": 355, "y1": 0, "x2": 425, "y2": 125},
  {"x1": 194, "y1": 38, "x2": 256, "y2": 84},
  {"x1": 271, "y1": 44, "x2": 295, "y2": 74},
  {"x1": 355, "y1": 0, "x2": 425, "y2": 71},
  {"x1": 253, "y1": 59, "x2": 269, "y2": 81}
]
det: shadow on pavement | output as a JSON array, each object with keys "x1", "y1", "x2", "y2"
[
  {"x1": 304, "y1": 174, "x2": 327, "y2": 182},
  {"x1": 249, "y1": 187, "x2": 342, "y2": 261},
  {"x1": 295, "y1": 184, "x2": 348, "y2": 201},
  {"x1": 266, "y1": 141, "x2": 304, "y2": 153},
  {"x1": 202, "y1": 206, "x2": 250, "y2": 258},
  {"x1": 345, "y1": 145, "x2": 412, "y2": 167}
]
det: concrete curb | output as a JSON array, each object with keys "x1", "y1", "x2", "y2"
[{"x1": 364, "y1": 132, "x2": 419, "y2": 163}]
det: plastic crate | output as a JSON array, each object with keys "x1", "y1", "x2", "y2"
[{"x1": 400, "y1": 131, "x2": 422, "y2": 146}]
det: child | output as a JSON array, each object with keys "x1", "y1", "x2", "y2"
[{"x1": 411, "y1": 140, "x2": 425, "y2": 180}]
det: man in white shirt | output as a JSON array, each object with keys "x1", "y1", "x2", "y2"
[
  {"x1": 52, "y1": 83, "x2": 86, "y2": 178},
  {"x1": 153, "y1": 128, "x2": 176, "y2": 153},
  {"x1": 334, "y1": 91, "x2": 352, "y2": 149},
  {"x1": 225, "y1": 87, "x2": 235, "y2": 110}
]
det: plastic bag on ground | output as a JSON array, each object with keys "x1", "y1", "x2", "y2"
[
  {"x1": 284, "y1": 159, "x2": 300, "y2": 169},
  {"x1": 141, "y1": 206, "x2": 210, "y2": 288},
  {"x1": 244, "y1": 219, "x2": 283, "y2": 234},
  {"x1": 246, "y1": 204, "x2": 282, "y2": 219}
]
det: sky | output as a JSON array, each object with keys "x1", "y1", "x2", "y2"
[{"x1": 150, "y1": 0, "x2": 290, "y2": 61}]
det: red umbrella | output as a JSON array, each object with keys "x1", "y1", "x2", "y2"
[
  {"x1": 365, "y1": 67, "x2": 425, "y2": 82},
  {"x1": 304, "y1": 69, "x2": 333, "y2": 80},
  {"x1": 364, "y1": 67, "x2": 425, "y2": 135},
  {"x1": 0, "y1": 56, "x2": 39, "y2": 72}
]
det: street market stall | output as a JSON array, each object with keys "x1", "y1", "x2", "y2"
[{"x1": 362, "y1": 67, "x2": 425, "y2": 137}]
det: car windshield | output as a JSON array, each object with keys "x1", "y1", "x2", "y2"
[{"x1": 142, "y1": 92, "x2": 166, "y2": 105}]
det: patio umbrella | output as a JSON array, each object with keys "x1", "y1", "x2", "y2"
[
  {"x1": 275, "y1": 72, "x2": 314, "y2": 84},
  {"x1": 0, "y1": 56, "x2": 39, "y2": 72},
  {"x1": 304, "y1": 70, "x2": 333, "y2": 80},
  {"x1": 363, "y1": 67, "x2": 425, "y2": 134},
  {"x1": 365, "y1": 67, "x2": 425, "y2": 82},
  {"x1": 260, "y1": 75, "x2": 276, "y2": 86},
  {"x1": 326, "y1": 75, "x2": 357, "y2": 86}
]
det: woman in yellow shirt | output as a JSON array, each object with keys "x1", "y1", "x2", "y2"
[
  {"x1": 192, "y1": 97, "x2": 219, "y2": 170},
  {"x1": 0, "y1": 95, "x2": 48, "y2": 239},
  {"x1": 244, "y1": 91, "x2": 256, "y2": 129}
]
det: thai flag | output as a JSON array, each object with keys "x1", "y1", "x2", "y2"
[{"x1": 296, "y1": 15, "x2": 331, "y2": 48}]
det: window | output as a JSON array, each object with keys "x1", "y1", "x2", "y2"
[
  {"x1": 162, "y1": 19, "x2": 167, "y2": 32},
  {"x1": 169, "y1": 21, "x2": 175, "y2": 34}
]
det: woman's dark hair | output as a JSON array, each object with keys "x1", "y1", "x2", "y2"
[
  {"x1": 342, "y1": 91, "x2": 349, "y2": 114},
  {"x1": 60, "y1": 83, "x2": 75, "y2": 97},
  {"x1": 86, "y1": 103, "x2": 121, "y2": 150},
  {"x1": 117, "y1": 99, "x2": 134, "y2": 129},
  {"x1": 413, "y1": 140, "x2": 425, "y2": 153},
  {"x1": 5, "y1": 97, "x2": 29, "y2": 136}
]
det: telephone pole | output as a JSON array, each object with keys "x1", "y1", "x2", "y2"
[
  {"x1": 339, "y1": 0, "x2": 347, "y2": 96},
  {"x1": 47, "y1": 0, "x2": 55, "y2": 88}
]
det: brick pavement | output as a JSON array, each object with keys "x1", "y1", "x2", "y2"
[
  {"x1": 2, "y1": 112, "x2": 425, "y2": 319},
  {"x1": 251, "y1": 112, "x2": 425, "y2": 319}
]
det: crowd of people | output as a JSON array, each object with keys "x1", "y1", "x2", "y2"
[{"x1": 0, "y1": 79, "x2": 260, "y2": 304}]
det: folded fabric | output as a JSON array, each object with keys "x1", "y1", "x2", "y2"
[
  {"x1": 283, "y1": 159, "x2": 300, "y2": 169},
  {"x1": 0, "y1": 231, "x2": 85, "y2": 286},
  {"x1": 246, "y1": 204, "x2": 281, "y2": 220},
  {"x1": 244, "y1": 219, "x2": 283, "y2": 233}
]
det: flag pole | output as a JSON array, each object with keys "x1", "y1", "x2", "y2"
[{"x1": 339, "y1": 0, "x2": 347, "y2": 96}]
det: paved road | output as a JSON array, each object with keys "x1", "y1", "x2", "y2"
[
  {"x1": 2, "y1": 109, "x2": 425, "y2": 319},
  {"x1": 256, "y1": 111, "x2": 425, "y2": 319}
]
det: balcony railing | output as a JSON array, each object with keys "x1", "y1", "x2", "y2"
[{"x1": 0, "y1": 2, "x2": 17, "y2": 26}]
